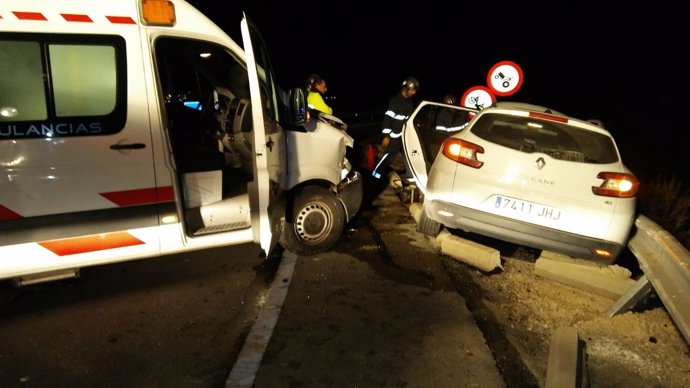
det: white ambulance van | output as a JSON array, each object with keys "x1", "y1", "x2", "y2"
[{"x1": 0, "y1": 0, "x2": 362, "y2": 285}]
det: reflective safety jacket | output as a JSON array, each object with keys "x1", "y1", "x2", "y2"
[
  {"x1": 381, "y1": 92, "x2": 414, "y2": 139},
  {"x1": 435, "y1": 109, "x2": 470, "y2": 132},
  {"x1": 307, "y1": 91, "x2": 333, "y2": 115}
]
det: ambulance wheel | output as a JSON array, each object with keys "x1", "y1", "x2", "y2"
[
  {"x1": 417, "y1": 206, "x2": 442, "y2": 237},
  {"x1": 281, "y1": 185, "x2": 345, "y2": 256}
]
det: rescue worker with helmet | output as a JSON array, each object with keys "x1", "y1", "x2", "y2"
[
  {"x1": 372, "y1": 77, "x2": 420, "y2": 181},
  {"x1": 435, "y1": 93, "x2": 469, "y2": 132}
]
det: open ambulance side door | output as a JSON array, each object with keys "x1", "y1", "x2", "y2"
[{"x1": 241, "y1": 15, "x2": 286, "y2": 257}]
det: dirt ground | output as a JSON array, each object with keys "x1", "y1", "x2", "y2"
[{"x1": 441, "y1": 245, "x2": 690, "y2": 387}]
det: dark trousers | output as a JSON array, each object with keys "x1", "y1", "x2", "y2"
[{"x1": 371, "y1": 136, "x2": 411, "y2": 179}]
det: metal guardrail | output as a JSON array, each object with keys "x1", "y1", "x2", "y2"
[{"x1": 626, "y1": 214, "x2": 690, "y2": 345}]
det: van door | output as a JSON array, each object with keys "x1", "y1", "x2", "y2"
[
  {"x1": 241, "y1": 15, "x2": 287, "y2": 255},
  {"x1": 403, "y1": 102, "x2": 476, "y2": 192}
]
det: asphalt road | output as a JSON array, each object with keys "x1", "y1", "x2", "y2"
[
  {"x1": 0, "y1": 241, "x2": 270, "y2": 387},
  {"x1": 248, "y1": 176, "x2": 506, "y2": 387},
  {"x1": 0, "y1": 170, "x2": 508, "y2": 388}
]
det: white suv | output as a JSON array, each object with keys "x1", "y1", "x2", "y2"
[{"x1": 403, "y1": 101, "x2": 639, "y2": 263}]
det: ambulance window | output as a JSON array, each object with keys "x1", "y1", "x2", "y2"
[
  {"x1": 0, "y1": 40, "x2": 48, "y2": 121},
  {"x1": 154, "y1": 38, "x2": 245, "y2": 107},
  {"x1": 0, "y1": 33, "x2": 126, "y2": 139},
  {"x1": 50, "y1": 45, "x2": 117, "y2": 117}
]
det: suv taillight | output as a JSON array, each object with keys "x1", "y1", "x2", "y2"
[
  {"x1": 442, "y1": 138, "x2": 484, "y2": 168},
  {"x1": 592, "y1": 172, "x2": 639, "y2": 198}
]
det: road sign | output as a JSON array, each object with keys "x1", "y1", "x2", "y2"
[
  {"x1": 487, "y1": 61, "x2": 524, "y2": 96},
  {"x1": 461, "y1": 86, "x2": 496, "y2": 110}
]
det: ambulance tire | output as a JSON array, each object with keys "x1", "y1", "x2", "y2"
[{"x1": 281, "y1": 185, "x2": 345, "y2": 256}]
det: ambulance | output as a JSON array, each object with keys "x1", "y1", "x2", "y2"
[{"x1": 0, "y1": 0, "x2": 363, "y2": 285}]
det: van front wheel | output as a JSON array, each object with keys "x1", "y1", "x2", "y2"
[{"x1": 281, "y1": 186, "x2": 345, "y2": 256}]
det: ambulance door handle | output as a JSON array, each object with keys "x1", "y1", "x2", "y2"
[
  {"x1": 266, "y1": 137, "x2": 274, "y2": 151},
  {"x1": 110, "y1": 143, "x2": 146, "y2": 150}
]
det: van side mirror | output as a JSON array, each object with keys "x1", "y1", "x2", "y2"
[{"x1": 288, "y1": 87, "x2": 316, "y2": 131}]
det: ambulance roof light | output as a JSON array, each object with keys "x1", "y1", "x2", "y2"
[{"x1": 141, "y1": 0, "x2": 176, "y2": 26}]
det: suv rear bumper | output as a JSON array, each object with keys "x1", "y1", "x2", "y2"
[{"x1": 426, "y1": 199, "x2": 624, "y2": 263}]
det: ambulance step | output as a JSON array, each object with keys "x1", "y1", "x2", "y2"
[
  {"x1": 14, "y1": 268, "x2": 80, "y2": 287},
  {"x1": 191, "y1": 221, "x2": 252, "y2": 236}
]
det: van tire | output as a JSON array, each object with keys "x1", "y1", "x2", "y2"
[
  {"x1": 417, "y1": 206, "x2": 442, "y2": 237},
  {"x1": 281, "y1": 185, "x2": 345, "y2": 256}
]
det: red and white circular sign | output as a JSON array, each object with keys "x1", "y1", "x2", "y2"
[
  {"x1": 461, "y1": 86, "x2": 496, "y2": 110},
  {"x1": 487, "y1": 60, "x2": 524, "y2": 97}
]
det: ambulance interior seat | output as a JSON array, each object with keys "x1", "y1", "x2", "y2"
[
  {"x1": 166, "y1": 98, "x2": 225, "y2": 174},
  {"x1": 227, "y1": 64, "x2": 250, "y2": 100},
  {"x1": 233, "y1": 98, "x2": 253, "y2": 135},
  {"x1": 221, "y1": 98, "x2": 254, "y2": 181}
]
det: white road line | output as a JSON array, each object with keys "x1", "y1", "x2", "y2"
[{"x1": 225, "y1": 249, "x2": 298, "y2": 388}]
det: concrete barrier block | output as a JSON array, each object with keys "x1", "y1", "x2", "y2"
[
  {"x1": 535, "y1": 255, "x2": 636, "y2": 299},
  {"x1": 437, "y1": 231, "x2": 503, "y2": 272},
  {"x1": 539, "y1": 251, "x2": 633, "y2": 279},
  {"x1": 409, "y1": 202, "x2": 422, "y2": 223}
]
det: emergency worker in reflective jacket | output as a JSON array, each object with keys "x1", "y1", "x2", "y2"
[
  {"x1": 435, "y1": 93, "x2": 469, "y2": 132},
  {"x1": 305, "y1": 74, "x2": 333, "y2": 115},
  {"x1": 372, "y1": 76, "x2": 419, "y2": 181}
]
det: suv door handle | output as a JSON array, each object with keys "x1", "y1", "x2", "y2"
[
  {"x1": 110, "y1": 143, "x2": 146, "y2": 150},
  {"x1": 266, "y1": 137, "x2": 274, "y2": 151}
]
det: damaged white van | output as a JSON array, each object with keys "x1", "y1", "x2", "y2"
[{"x1": 0, "y1": 0, "x2": 362, "y2": 285}]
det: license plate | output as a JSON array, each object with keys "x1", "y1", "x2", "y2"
[{"x1": 493, "y1": 196, "x2": 563, "y2": 222}]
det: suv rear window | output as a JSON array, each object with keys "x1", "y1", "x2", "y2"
[{"x1": 470, "y1": 113, "x2": 619, "y2": 164}]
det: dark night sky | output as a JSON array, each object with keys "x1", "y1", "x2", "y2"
[{"x1": 192, "y1": 1, "x2": 688, "y2": 182}]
